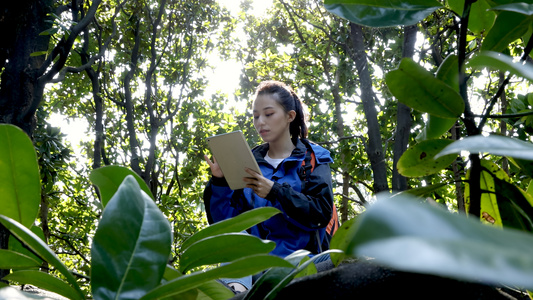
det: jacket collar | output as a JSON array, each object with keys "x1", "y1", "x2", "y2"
[{"x1": 253, "y1": 139, "x2": 307, "y2": 162}]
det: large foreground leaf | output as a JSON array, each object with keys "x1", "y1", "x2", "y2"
[
  {"x1": 346, "y1": 193, "x2": 533, "y2": 290},
  {"x1": 436, "y1": 134, "x2": 533, "y2": 160},
  {"x1": 91, "y1": 175, "x2": 172, "y2": 300},
  {"x1": 0, "y1": 249, "x2": 41, "y2": 270},
  {"x1": 162, "y1": 266, "x2": 234, "y2": 300},
  {"x1": 4, "y1": 270, "x2": 83, "y2": 300},
  {"x1": 9, "y1": 226, "x2": 45, "y2": 265},
  {"x1": 324, "y1": 0, "x2": 442, "y2": 27},
  {"x1": 141, "y1": 255, "x2": 293, "y2": 300},
  {"x1": 261, "y1": 250, "x2": 341, "y2": 300},
  {"x1": 181, "y1": 207, "x2": 281, "y2": 251},
  {"x1": 179, "y1": 233, "x2": 276, "y2": 273},
  {"x1": 0, "y1": 215, "x2": 84, "y2": 299},
  {"x1": 386, "y1": 58, "x2": 464, "y2": 118},
  {"x1": 0, "y1": 124, "x2": 40, "y2": 228}
]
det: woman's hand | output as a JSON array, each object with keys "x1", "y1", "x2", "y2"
[
  {"x1": 204, "y1": 154, "x2": 224, "y2": 178},
  {"x1": 244, "y1": 168, "x2": 273, "y2": 198}
]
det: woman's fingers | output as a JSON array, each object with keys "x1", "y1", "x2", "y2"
[
  {"x1": 244, "y1": 167, "x2": 260, "y2": 177},
  {"x1": 204, "y1": 154, "x2": 224, "y2": 178},
  {"x1": 204, "y1": 154, "x2": 213, "y2": 166}
]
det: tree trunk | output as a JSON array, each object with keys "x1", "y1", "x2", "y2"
[
  {"x1": 124, "y1": 20, "x2": 144, "y2": 178},
  {"x1": 459, "y1": 0, "x2": 481, "y2": 218},
  {"x1": 0, "y1": 0, "x2": 52, "y2": 136},
  {"x1": 349, "y1": 23, "x2": 388, "y2": 193},
  {"x1": 392, "y1": 25, "x2": 417, "y2": 192},
  {"x1": 0, "y1": 0, "x2": 53, "y2": 281},
  {"x1": 499, "y1": 72, "x2": 509, "y2": 174},
  {"x1": 451, "y1": 121, "x2": 466, "y2": 213},
  {"x1": 0, "y1": 0, "x2": 102, "y2": 279}
]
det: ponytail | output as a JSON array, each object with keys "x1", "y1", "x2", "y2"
[
  {"x1": 289, "y1": 90, "x2": 308, "y2": 145},
  {"x1": 255, "y1": 80, "x2": 308, "y2": 145}
]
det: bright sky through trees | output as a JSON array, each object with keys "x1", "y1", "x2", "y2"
[{"x1": 50, "y1": 0, "x2": 275, "y2": 157}]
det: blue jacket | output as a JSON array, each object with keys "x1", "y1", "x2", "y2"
[{"x1": 203, "y1": 139, "x2": 334, "y2": 257}]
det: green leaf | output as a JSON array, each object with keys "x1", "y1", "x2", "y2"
[
  {"x1": 417, "y1": 55, "x2": 459, "y2": 141},
  {"x1": 4, "y1": 270, "x2": 83, "y2": 300},
  {"x1": 89, "y1": 165, "x2": 154, "y2": 207},
  {"x1": 328, "y1": 217, "x2": 359, "y2": 266},
  {"x1": 324, "y1": 0, "x2": 442, "y2": 27},
  {"x1": 468, "y1": 160, "x2": 505, "y2": 227},
  {"x1": 508, "y1": 156, "x2": 533, "y2": 177},
  {"x1": 243, "y1": 251, "x2": 309, "y2": 300},
  {"x1": 141, "y1": 255, "x2": 293, "y2": 300},
  {"x1": 472, "y1": 159, "x2": 533, "y2": 231},
  {"x1": 30, "y1": 51, "x2": 48, "y2": 57},
  {"x1": 436, "y1": 135, "x2": 533, "y2": 160},
  {"x1": 179, "y1": 233, "x2": 276, "y2": 273},
  {"x1": 263, "y1": 250, "x2": 342, "y2": 300},
  {"x1": 0, "y1": 124, "x2": 41, "y2": 228},
  {"x1": 397, "y1": 139, "x2": 457, "y2": 177},
  {"x1": 0, "y1": 249, "x2": 41, "y2": 270},
  {"x1": 449, "y1": 0, "x2": 496, "y2": 35},
  {"x1": 400, "y1": 183, "x2": 448, "y2": 198},
  {"x1": 0, "y1": 215, "x2": 84, "y2": 299},
  {"x1": 495, "y1": 178, "x2": 533, "y2": 232},
  {"x1": 475, "y1": 159, "x2": 533, "y2": 232},
  {"x1": 385, "y1": 58, "x2": 465, "y2": 118},
  {"x1": 91, "y1": 175, "x2": 172, "y2": 300},
  {"x1": 181, "y1": 207, "x2": 281, "y2": 251},
  {"x1": 446, "y1": 0, "x2": 462, "y2": 15},
  {"x1": 490, "y1": 3, "x2": 533, "y2": 15},
  {"x1": 193, "y1": 281, "x2": 234, "y2": 300},
  {"x1": 416, "y1": 115, "x2": 457, "y2": 141},
  {"x1": 346, "y1": 193, "x2": 533, "y2": 290},
  {"x1": 468, "y1": 51, "x2": 533, "y2": 82},
  {"x1": 481, "y1": 12, "x2": 530, "y2": 52},
  {"x1": 469, "y1": 0, "x2": 496, "y2": 35},
  {"x1": 162, "y1": 266, "x2": 234, "y2": 300},
  {"x1": 9, "y1": 226, "x2": 45, "y2": 265},
  {"x1": 244, "y1": 267, "x2": 293, "y2": 300},
  {"x1": 436, "y1": 54, "x2": 460, "y2": 92}
]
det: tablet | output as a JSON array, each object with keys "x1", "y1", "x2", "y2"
[{"x1": 206, "y1": 131, "x2": 262, "y2": 190}]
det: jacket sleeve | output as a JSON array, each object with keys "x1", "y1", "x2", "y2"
[
  {"x1": 203, "y1": 176, "x2": 250, "y2": 224},
  {"x1": 265, "y1": 162, "x2": 334, "y2": 231}
]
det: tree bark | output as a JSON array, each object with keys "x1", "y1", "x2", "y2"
[
  {"x1": 0, "y1": 0, "x2": 102, "y2": 279},
  {"x1": 0, "y1": 0, "x2": 52, "y2": 136},
  {"x1": 392, "y1": 25, "x2": 417, "y2": 192},
  {"x1": 123, "y1": 20, "x2": 144, "y2": 177},
  {"x1": 349, "y1": 23, "x2": 388, "y2": 193},
  {"x1": 458, "y1": 0, "x2": 481, "y2": 217},
  {"x1": 331, "y1": 66, "x2": 350, "y2": 223},
  {"x1": 0, "y1": 0, "x2": 53, "y2": 281}
]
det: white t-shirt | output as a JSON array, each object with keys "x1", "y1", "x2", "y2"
[{"x1": 265, "y1": 152, "x2": 284, "y2": 169}]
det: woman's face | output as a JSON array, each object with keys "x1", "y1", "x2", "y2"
[{"x1": 253, "y1": 94, "x2": 295, "y2": 144}]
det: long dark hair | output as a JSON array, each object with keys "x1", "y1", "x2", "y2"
[{"x1": 255, "y1": 80, "x2": 308, "y2": 145}]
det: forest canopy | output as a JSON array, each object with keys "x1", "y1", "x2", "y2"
[{"x1": 1, "y1": 0, "x2": 533, "y2": 298}]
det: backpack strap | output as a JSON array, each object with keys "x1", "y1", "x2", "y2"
[
  {"x1": 327, "y1": 204, "x2": 339, "y2": 236},
  {"x1": 299, "y1": 140, "x2": 339, "y2": 252},
  {"x1": 300, "y1": 146, "x2": 315, "y2": 190}
]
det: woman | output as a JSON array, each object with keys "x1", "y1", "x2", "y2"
[{"x1": 203, "y1": 80, "x2": 334, "y2": 290}]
